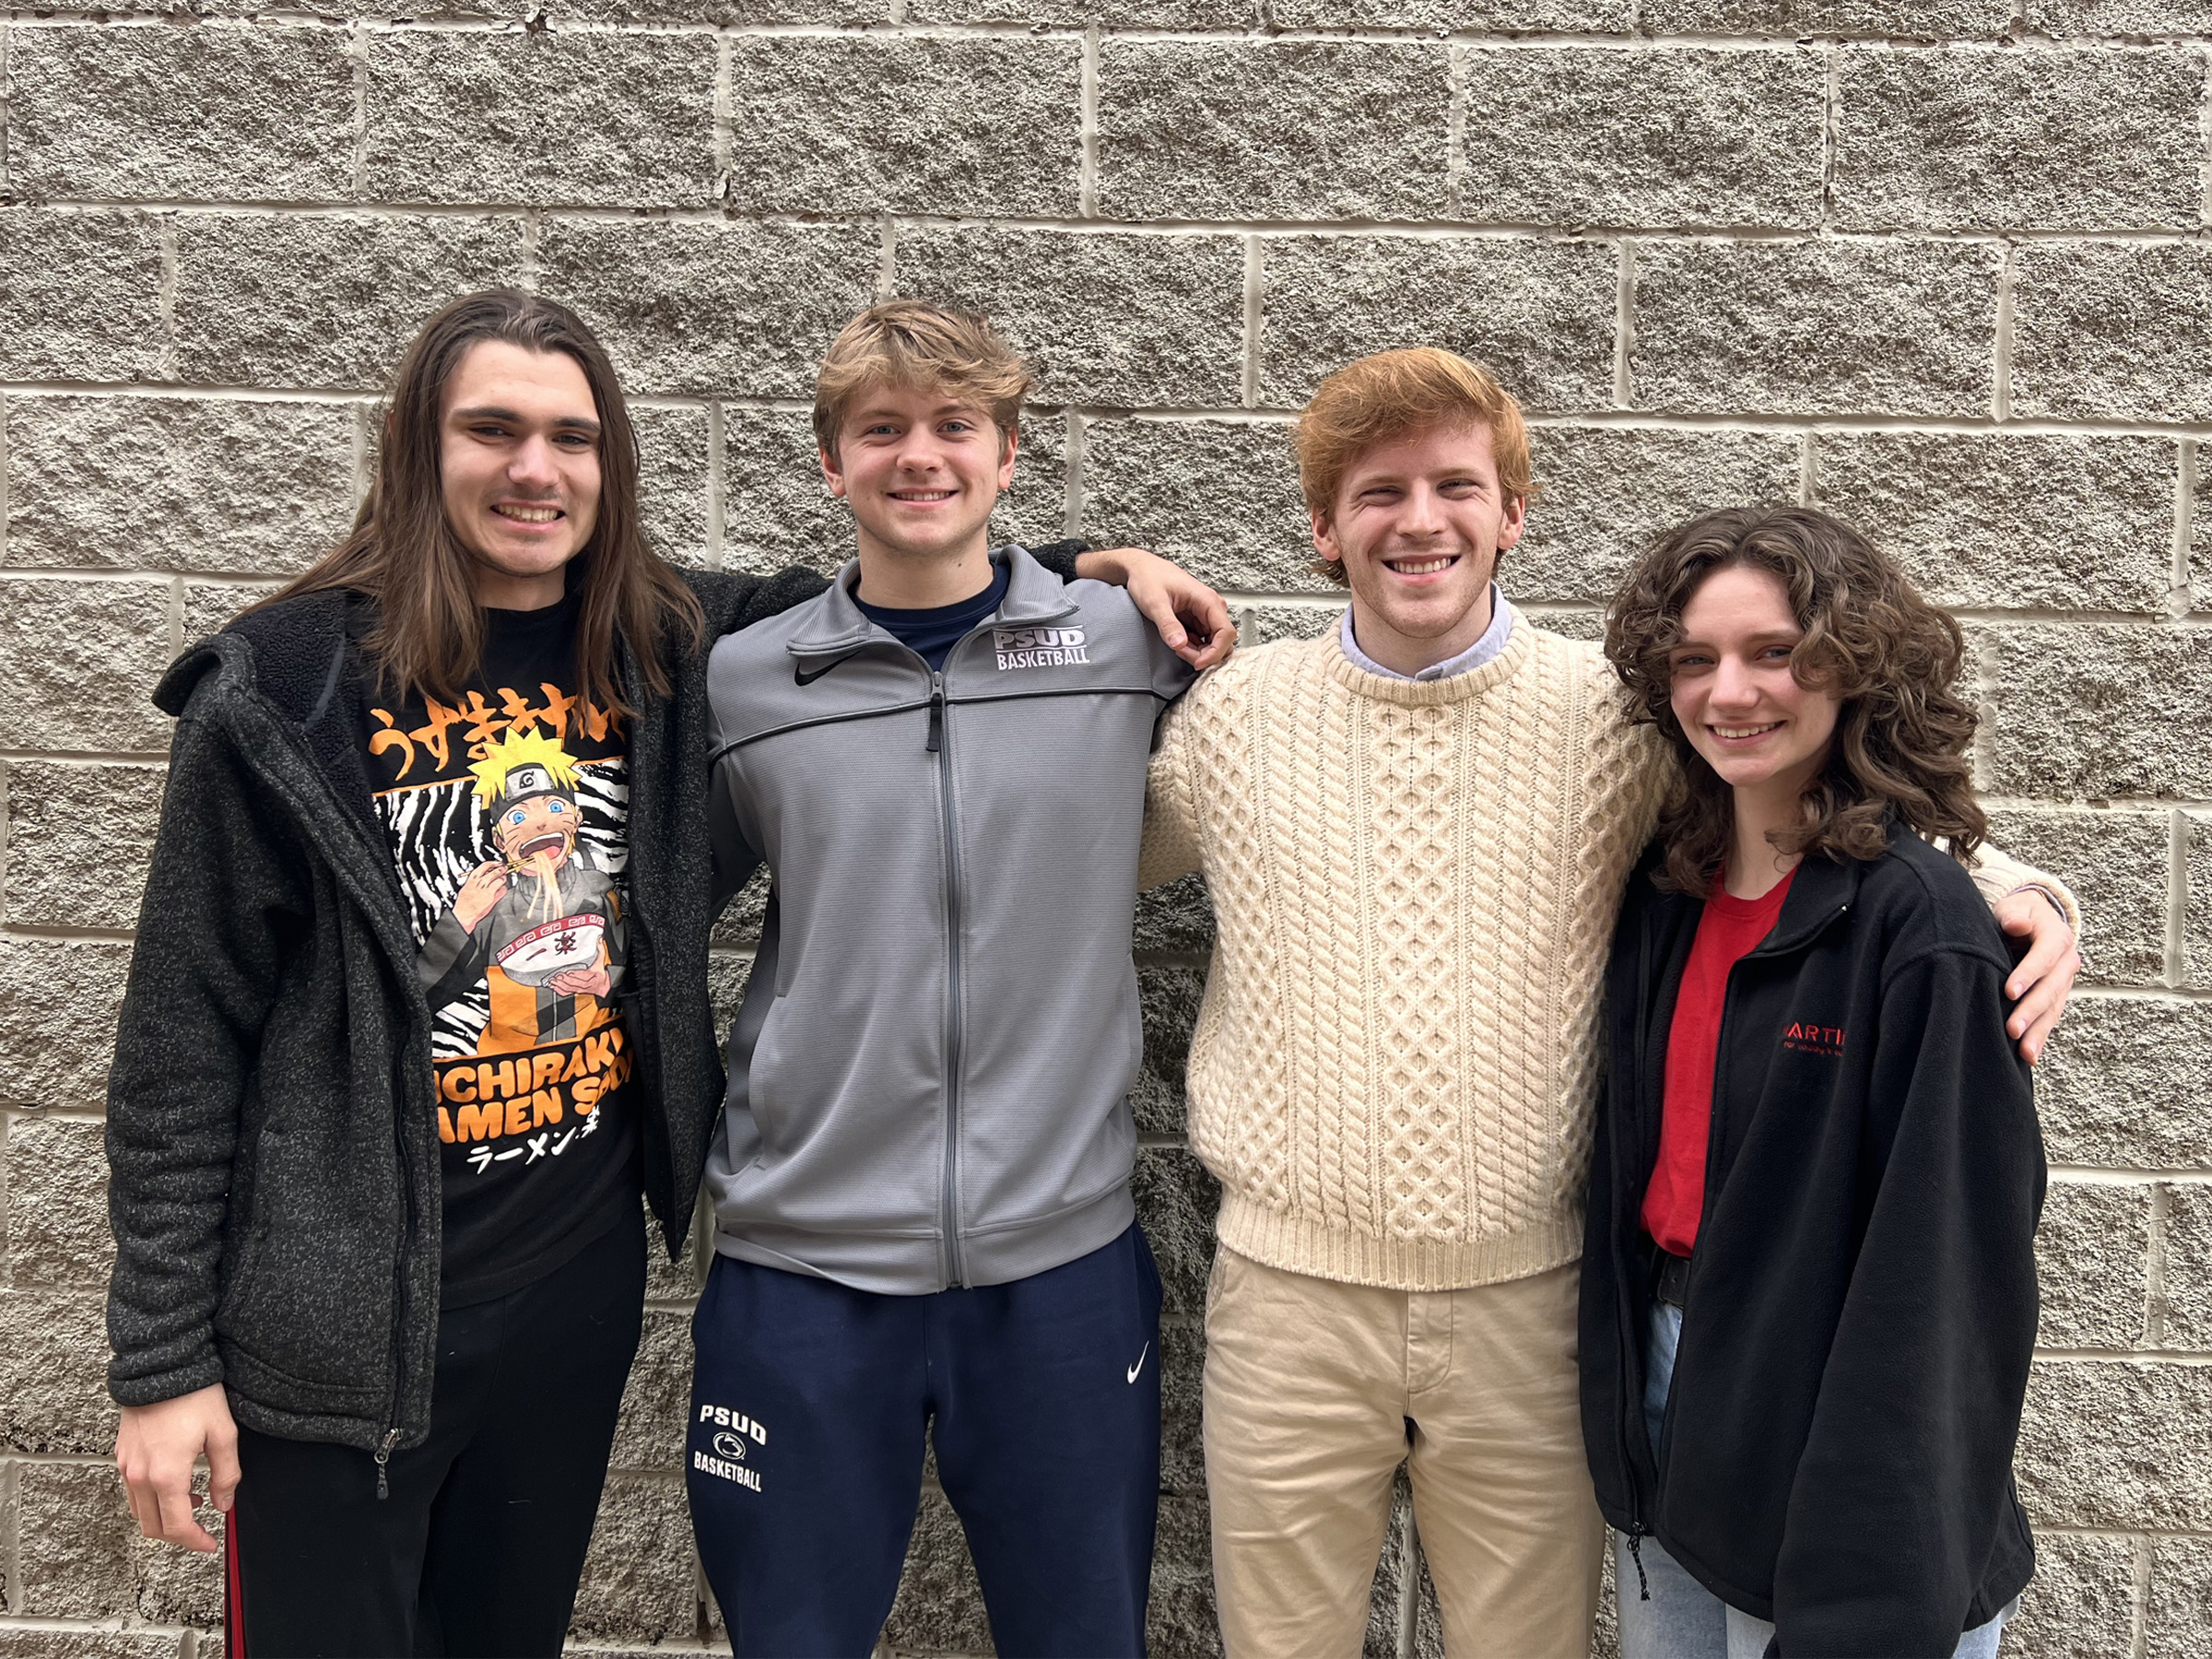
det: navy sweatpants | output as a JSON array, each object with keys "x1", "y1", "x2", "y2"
[{"x1": 687, "y1": 1222, "x2": 1163, "y2": 1658}]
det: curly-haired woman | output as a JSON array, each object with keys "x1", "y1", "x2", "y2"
[{"x1": 1578, "y1": 506, "x2": 2046, "y2": 1659}]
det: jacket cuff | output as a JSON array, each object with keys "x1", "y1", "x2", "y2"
[
  {"x1": 108, "y1": 1354, "x2": 226, "y2": 1410},
  {"x1": 1025, "y1": 539, "x2": 1093, "y2": 582}
]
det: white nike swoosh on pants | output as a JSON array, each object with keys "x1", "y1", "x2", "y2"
[{"x1": 1126, "y1": 1343, "x2": 1149, "y2": 1383}]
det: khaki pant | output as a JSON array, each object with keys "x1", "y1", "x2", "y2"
[{"x1": 1203, "y1": 1249, "x2": 1604, "y2": 1658}]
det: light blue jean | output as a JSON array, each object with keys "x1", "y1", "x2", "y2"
[{"x1": 1615, "y1": 1301, "x2": 2015, "y2": 1659}]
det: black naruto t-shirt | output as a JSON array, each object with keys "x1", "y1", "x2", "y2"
[{"x1": 362, "y1": 593, "x2": 641, "y2": 1307}]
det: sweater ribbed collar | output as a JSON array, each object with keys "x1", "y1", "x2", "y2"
[{"x1": 1321, "y1": 600, "x2": 1539, "y2": 705}]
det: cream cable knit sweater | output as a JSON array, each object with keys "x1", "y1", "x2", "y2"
[{"x1": 1139, "y1": 608, "x2": 2070, "y2": 1293}]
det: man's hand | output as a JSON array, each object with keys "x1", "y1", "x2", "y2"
[
  {"x1": 1994, "y1": 888, "x2": 2081, "y2": 1065},
  {"x1": 1076, "y1": 547, "x2": 1238, "y2": 670},
  {"x1": 116, "y1": 1383, "x2": 239, "y2": 1553}
]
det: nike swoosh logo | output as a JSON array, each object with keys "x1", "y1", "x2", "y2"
[
  {"x1": 794, "y1": 656, "x2": 853, "y2": 688},
  {"x1": 1126, "y1": 1343, "x2": 1149, "y2": 1384}
]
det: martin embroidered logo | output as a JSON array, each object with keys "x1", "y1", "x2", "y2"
[
  {"x1": 1783, "y1": 1020, "x2": 1846, "y2": 1059},
  {"x1": 994, "y1": 626, "x2": 1089, "y2": 670}
]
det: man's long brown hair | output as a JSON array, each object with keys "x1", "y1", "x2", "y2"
[
  {"x1": 1606, "y1": 506, "x2": 1986, "y2": 896},
  {"x1": 266, "y1": 289, "x2": 703, "y2": 716}
]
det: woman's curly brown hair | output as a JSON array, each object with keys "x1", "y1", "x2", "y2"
[{"x1": 1605, "y1": 505, "x2": 1985, "y2": 897}]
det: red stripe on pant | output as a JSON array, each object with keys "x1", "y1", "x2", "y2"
[{"x1": 225, "y1": 1506, "x2": 245, "y2": 1657}]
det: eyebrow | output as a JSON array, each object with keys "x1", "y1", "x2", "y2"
[{"x1": 450, "y1": 405, "x2": 603, "y2": 435}]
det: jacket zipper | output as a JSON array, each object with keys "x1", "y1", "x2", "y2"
[
  {"x1": 380, "y1": 1049, "x2": 418, "y2": 1497},
  {"x1": 928, "y1": 669, "x2": 968, "y2": 1288}
]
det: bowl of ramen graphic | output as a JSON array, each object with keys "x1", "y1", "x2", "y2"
[{"x1": 495, "y1": 914, "x2": 608, "y2": 987}]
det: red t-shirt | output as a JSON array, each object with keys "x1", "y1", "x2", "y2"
[{"x1": 1641, "y1": 868, "x2": 1796, "y2": 1257}]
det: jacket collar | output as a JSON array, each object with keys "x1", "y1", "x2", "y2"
[
  {"x1": 787, "y1": 544, "x2": 1077, "y2": 658},
  {"x1": 1751, "y1": 841, "x2": 1874, "y2": 957}
]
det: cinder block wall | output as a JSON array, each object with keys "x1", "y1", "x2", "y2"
[{"x1": 0, "y1": 0, "x2": 2207, "y2": 1653}]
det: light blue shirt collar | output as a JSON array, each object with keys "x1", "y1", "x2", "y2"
[{"x1": 1339, "y1": 585, "x2": 1512, "y2": 682}]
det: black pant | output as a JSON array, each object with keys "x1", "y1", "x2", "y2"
[{"x1": 227, "y1": 1208, "x2": 645, "y2": 1657}]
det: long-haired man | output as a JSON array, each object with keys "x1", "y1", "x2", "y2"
[{"x1": 101, "y1": 289, "x2": 1225, "y2": 1654}]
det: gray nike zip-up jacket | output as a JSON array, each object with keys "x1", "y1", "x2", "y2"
[{"x1": 702, "y1": 546, "x2": 1193, "y2": 1292}]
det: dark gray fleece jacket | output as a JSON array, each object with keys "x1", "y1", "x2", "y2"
[{"x1": 102, "y1": 570, "x2": 816, "y2": 1453}]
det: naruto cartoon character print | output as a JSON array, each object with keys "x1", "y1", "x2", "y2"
[{"x1": 366, "y1": 675, "x2": 636, "y2": 1202}]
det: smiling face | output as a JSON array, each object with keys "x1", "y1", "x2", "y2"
[
  {"x1": 1667, "y1": 563, "x2": 1842, "y2": 806},
  {"x1": 492, "y1": 791, "x2": 579, "y2": 870},
  {"x1": 440, "y1": 341, "x2": 604, "y2": 610},
  {"x1": 1314, "y1": 422, "x2": 1525, "y2": 675},
  {"x1": 821, "y1": 382, "x2": 1017, "y2": 567}
]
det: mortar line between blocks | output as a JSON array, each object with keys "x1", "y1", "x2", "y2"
[
  {"x1": 1820, "y1": 46, "x2": 1839, "y2": 231},
  {"x1": 713, "y1": 34, "x2": 735, "y2": 204},
  {"x1": 0, "y1": 395, "x2": 9, "y2": 570},
  {"x1": 0, "y1": 24, "x2": 12, "y2": 201},
  {"x1": 1445, "y1": 45, "x2": 1467, "y2": 222},
  {"x1": 2200, "y1": 45, "x2": 2212, "y2": 236},
  {"x1": 0, "y1": 742, "x2": 11, "y2": 941},
  {"x1": 1079, "y1": 26, "x2": 1100, "y2": 220},
  {"x1": 350, "y1": 20, "x2": 371, "y2": 200},
  {"x1": 1063, "y1": 410, "x2": 1087, "y2": 540},
  {"x1": 2129, "y1": 1536, "x2": 2152, "y2": 1659},
  {"x1": 1797, "y1": 429, "x2": 1817, "y2": 505},
  {"x1": 1394, "y1": 1497, "x2": 1420, "y2": 1659}
]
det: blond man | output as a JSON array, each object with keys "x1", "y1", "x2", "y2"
[
  {"x1": 1137, "y1": 348, "x2": 2081, "y2": 1656},
  {"x1": 688, "y1": 301, "x2": 1220, "y2": 1656}
]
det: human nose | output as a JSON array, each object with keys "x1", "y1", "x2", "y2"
[
  {"x1": 508, "y1": 435, "x2": 561, "y2": 490},
  {"x1": 1709, "y1": 654, "x2": 1760, "y2": 709},
  {"x1": 1396, "y1": 481, "x2": 1445, "y2": 537}
]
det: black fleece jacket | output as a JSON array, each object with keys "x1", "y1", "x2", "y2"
[
  {"x1": 105, "y1": 548, "x2": 1089, "y2": 1451},
  {"x1": 1579, "y1": 829, "x2": 2045, "y2": 1658}
]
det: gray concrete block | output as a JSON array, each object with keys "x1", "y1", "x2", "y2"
[
  {"x1": 2187, "y1": 813, "x2": 2212, "y2": 991},
  {"x1": 568, "y1": 1474, "x2": 698, "y2": 1641},
  {"x1": 11, "y1": 25, "x2": 355, "y2": 203},
  {"x1": 1236, "y1": 602, "x2": 1341, "y2": 645},
  {"x1": 609, "y1": 1307, "x2": 691, "y2": 1473},
  {"x1": 2033, "y1": 996, "x2": 2212, "y2": 1171},
  {"x1": 3, "y1": 759, "x2": 167, "y2": 934},
  {"x1": 1812, "y1": 431, "x2": 2174, "y2": 615},
  {"x1": 711, "y1": 865, "x2": 771, "y2": 952},
  {"x1": 2027, "y1": 0, "x2": 2212, "y2": 29},
  {"x1": 1983, "y1": 624, "x2": 2212, "y2": 800},
  {"x1": 2160, "y1": 1184, "x2": 2212, "y2": 1350},
  {"x1": 0, "y1": 1288, "x2": 116, "y2": 1453},
  {"x1": 0, "y1": 939, "x2": 134, "y2": 1113},
  {"x1": 2032, "y1": 1181, "x2": 2150, "y2": 1351},
  {"x1": 2000, "y1": 1528, "x2": 2139, "y2": 1659},
  {"x1": 1459, "y1": 48, "x2": 1824, "y2": 230},
  {"x1": 2016, "y1": 1359, "x2": 2212, "y2": 1529},
  {"x1": 0, "y1": 1633, "x2": 184, "y2": 1659},
  {"x1": 1631, "y1": 240, "x2": 2001, "y2": 418},
  {"x1": 1641, "y1": 0, "x2": 2010, "y2": 29},
  {"x1": 1150, "y1": 1491, "x2": 1227, "y2": 1658},
  {"x1": 5, "y1": 1114, "x2": 116, "y2": 1290},
  {"x1": 1135, "y1": 873, "x2": 1217, "y2": 958},
  {"x1": 1981, "y1": 808, "x2": 2171, "y2": 991},
  {"x1": 994, "y1": 411, "x2": 1072, "y2": 560},
  {"x1": 1081, "y1": 418, "x2": 1313, "y2": 594},
  {"x1": 6, "y1": 394, "x2": 356, "y2": 577},
  {"x1": 172, "y1": 213, "x2": 524, "y2": 392},
  {"x1": 182, "y1": 582, "x2": 275, "y2": 645},
  {"x1": 2147, "y1": 1535, "x2": 2212, "y2": 1655},
  {"x1": 365, "y1": 32, "x2": 715, "y2": 208},
  {"x1": 898, "y1": 225, "x2": 1246, "y2": 409},
  {"x1": 1833, "y1": 47, "x2": 2201, "y2": 233},
  {"x1": 882, "y1": 1484, "x2": 993, "y2": 1654},
  {"x1": 1260, "y1": 235, "x2": 1618, "y2": 415},
  {"x1": 1515, "y1": 426, "x2": 1801, "y2": 606},
  {"x1": 0, "y1": 579, "x2": 175, "y2": 753},
  {"x1": 1159, "y1": 1317, "x2": 1206, "y2": 1494},
  {"x1": 1133, "y1": 964, "x2": 1206, "y2": 1137},
  {"x1": 633, "y1": 404, "x2": 712, "y2": 572},
  {"x1": 15, "y1": 1462, "x2": 135, "y2": 1618},
  {"x1": 1527, "y1": 605, "x2": 1606, "y2": 643},
  {"x1": 721, "y1": 405, "x2": 847, "y2": 580},
  {"x1": 1135, "y1": 1145, "x2": 1223, "y2": 1319},
  {"x1": 2010, "y1": 241, "x2": 2212, "y2": 423},
  {"x1": 727, "y1": 37, "x2": 1080, "y2": 218},
  {"x1": 1098, "y1": 41, "x2": 1451, "y2": 223},
  {"x1": 706, "y1": 950, "x2": 755, "y2": 1040},
  {"x1": 538, "y1": 218, "x2": 879, "y2": 400},
  {"x1": 0, "y1": 210, "x2": 167, "y2": 383}
]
